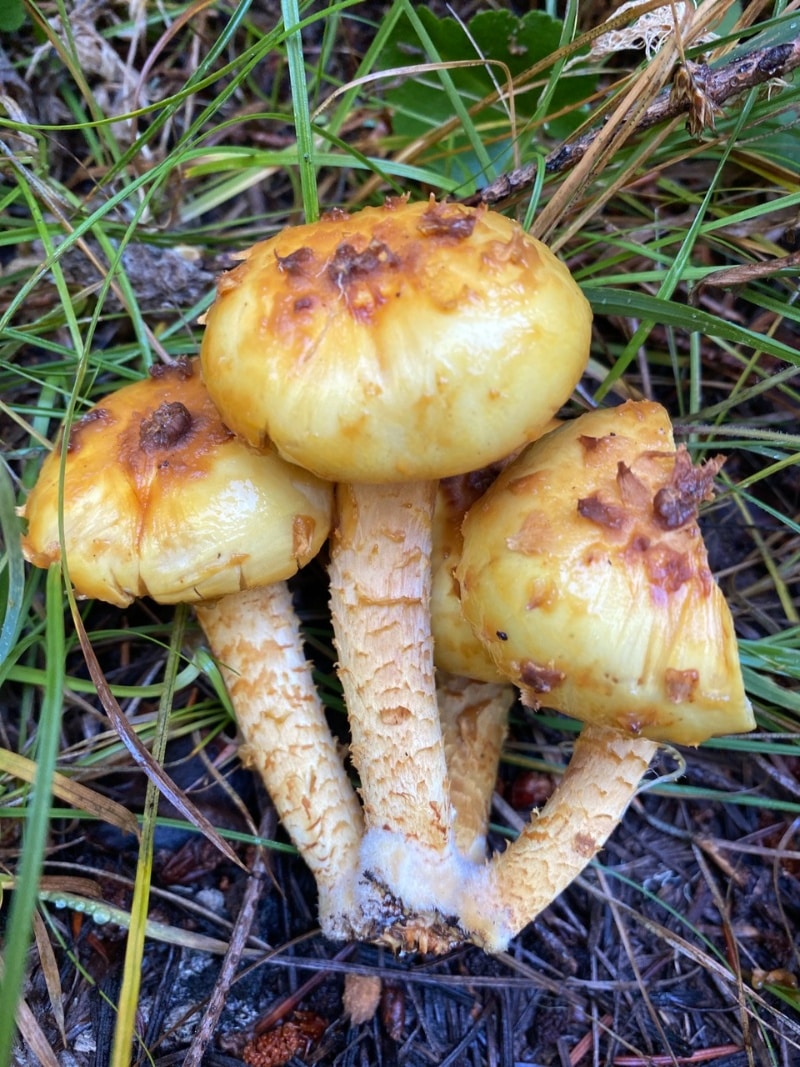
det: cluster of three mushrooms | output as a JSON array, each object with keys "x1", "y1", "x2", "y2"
[
  {"x1": 198, "y1": 197, "x2": 753, "y2": 949},
  {"x1": 194, "y1": 195, "x2": 615, "y2": 946}
]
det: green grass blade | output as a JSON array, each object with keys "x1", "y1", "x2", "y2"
[
  {"x1": 584, "y1": 288, "x2": 800, "y2": 368},
  {"x1": 0, "y1": 564, "x2": 64, "y2": 1067},
  {"x1": 0, "y1": 463, "x2": 25, "y2": 668},
  {"x1": 110, "y1": 606, "x2": 187, "y2": 1067},
  {"x1": 595, "y1": 89, "x2": 758, "y2": 397},
  {"x1": 282, "y1": 0, "x2": 319, "y2": 222}
]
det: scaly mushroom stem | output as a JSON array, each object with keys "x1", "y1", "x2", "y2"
[
  {"x1": 460, "y1": 725, "x2": 657, "y2": 952},
  {"x1": 438, "y1": 672, "x2": 513, "y2": 863},
  {"x1": 196, "y1": 582, "x2": 364, "y2": 939},
  {"x1": 329, "y1": 481, "x2": 465, "y2": 917}
]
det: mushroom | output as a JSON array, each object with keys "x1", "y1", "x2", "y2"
[
  {"x1": 199, "y1": 197, "x2": 592, "y2": 937},
  {"x1": 454, "y1": 399, "x2": 755, "y2": 950},
  {"x1": 20, "y1": 359, "x2": 364, "y2": 936}
]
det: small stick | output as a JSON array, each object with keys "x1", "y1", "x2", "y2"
[
  {"x1": 182, "y1": 809, "x2": 277, "y2": 1067},
  {"x1": 466, "y1": 37, "x2": 800, "y2": 207}
]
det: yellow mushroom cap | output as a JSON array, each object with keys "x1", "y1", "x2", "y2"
[
  {"x1": 199, "y1": 197, "x2": 592, "y2": 482},
  {"x1": 21, "y1": 359, "x2": 333, "y2": 607},
  {"x1": 456, "y1": 400, "x2": 755, "y2": 745}
]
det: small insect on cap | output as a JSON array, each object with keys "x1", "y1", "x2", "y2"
[
  {"x1": 21, "y1": 359, "x2": 333, "y2": 606},
  {"x1": 456, "y1": 401, "x2": 755, "y2": 746},
  {"x1": 199, "y1": 197, "x2": 593, "y2": 483}
]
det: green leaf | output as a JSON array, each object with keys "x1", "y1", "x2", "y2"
[
  {"x1": 0, "y1": 0, "x2": 25, "y2": 33},
  {"x1": 378, "y1": 7, "x2": 594, "y2": 186}
]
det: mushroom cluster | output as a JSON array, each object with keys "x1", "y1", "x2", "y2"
[{"x1": 20, "y1": 197, "x2": 755, "y2": 954}]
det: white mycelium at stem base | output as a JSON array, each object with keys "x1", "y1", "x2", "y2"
[
  {"x1": 20, "y1": 362, "x2": 364, "y2": 937},
  {"x1": 455, "y1": 400, "x2": 754, "y2": 950},
  {"x1": 199, "y1": 196, "x2": 592, "y2": 935}
]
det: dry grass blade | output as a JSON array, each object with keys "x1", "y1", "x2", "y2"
[
  {"x1": 9, "y1": 996, "x2": 60, "y2": 1067},
  {"x1": 530, "y1": 36, "x2": 681, "y2": 242},
  {"x1": 30, "y1": 911, "x2": 65, "y2": 1048},
  {"x1": 69, "y1": 604, "x2": 244, "y2": 872},
  {"x1": 471, "y1": 11, "x2": 800, "y2": 213},
  {"x1": 0, "y1": 750, "x2": 139, "y2": 839}
]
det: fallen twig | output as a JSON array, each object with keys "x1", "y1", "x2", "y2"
[
  {"x1": 465, "y1": 36, "x2": 800, "y2": 207},
  {"x1": 181, "y1": 808, "x2": 277, "y2": 1067}
]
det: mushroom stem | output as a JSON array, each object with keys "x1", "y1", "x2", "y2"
[
  {"x1": 438, "y1": 673, "x2": 513, "y2": 863},
  {"x1": 329, "y1": 481, "x2": 460, "y2": 910},
  {"x1": 196, "y1": 582, "x2": 364, "y2": 939},
  {"x1": 460, "y1": 725, "x2": 657, "y2": 952}
]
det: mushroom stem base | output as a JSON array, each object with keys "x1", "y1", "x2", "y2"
[{"x1": 460, "y1": 724, "x2": 657, "y2": 952}]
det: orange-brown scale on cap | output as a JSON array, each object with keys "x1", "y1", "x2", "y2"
[
  {"x1": 107, "y1": 368, "x2": 236, "y2": 507},
  {"x1": 576, "y1": 495, "x2": 627, "y2": 531},
  {"x1": 654, "y1": 447, "x2": 725, "y2": 530},
  {"x1": 569, "y1": 440, "x2": 720, "y2": 609},
  {"x1": 417, "y1": 201, "x2": 479, "y2": 241},
  {"x1": 254, "y1": 201, "x2": 485, "y2": 357},
  {"x1": 519, "y1": 660, "x2": 566, "y2": 694},
  {"x1": 624, "y1": 538, "x2": 704, "y2": 604},
  {"x1": 480, "y1": 227, "x2": 540, "y2": 273},
  {"x1": 616, "y1": 460, "x2": 651, "y2": 509},
  {"x1": 665, "y1": 667, "x2": 700, "y2": 703},
  {"x1": 612, "y1": 705, "x2": 669, "y2": 735},
  {"x1": 138, "y1": 400, "x2": 194, "y2": 452}
]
